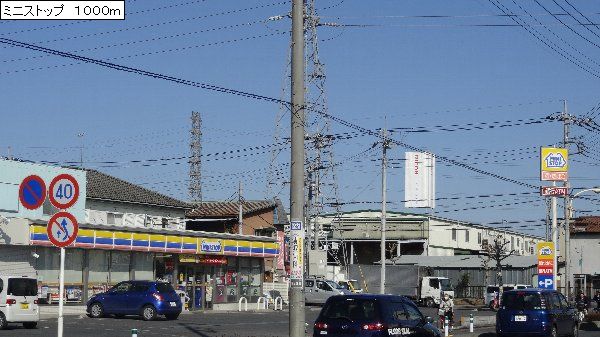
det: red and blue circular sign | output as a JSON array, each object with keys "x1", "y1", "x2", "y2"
[
  {"x1": 19, "y1": 175, "x2": 46, "y2": 210},
  {"x1": 47, "y1": 212, "x2": 79, "y2": 248},
  {"x1": 49, "y1": 174, "x2": 80, "y2": 209}
]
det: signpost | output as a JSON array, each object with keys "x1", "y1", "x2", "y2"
[
  {"x1": 289, "y1": 220, "x2": 304, "y2": 288},
  {"x1": 49, "y1": 173, "x2": 80, "y2": 209},
  {"x1": 19, "y1": 175, "x2": 46, "y2": 210},
  {"x1": 540, "y1": 147, "x2": 568, "y2": 182},
  {"x1": 540, "y1": 186, "x2": 568, "y2": 197},
  {"x1": 46, "y1": 174, "x2": 79, "y2": 337},
  {"x1": 536, "y1": 242, "x2": 555, "y2": 289}
]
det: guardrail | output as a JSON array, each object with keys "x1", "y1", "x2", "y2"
[{"x1": 238, "y1": 297, "x2": 248, "y2": 312}]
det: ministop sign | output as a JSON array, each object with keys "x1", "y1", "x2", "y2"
[
  {"x1": 49, "y1": 174, "x2": 80, "y2": 209},
  {"x1": 19, "y1": 175, "x2": 46, "y2": 210},
  {"x1": 47, "y1": 212, "x2": 79, "y2": 248}
]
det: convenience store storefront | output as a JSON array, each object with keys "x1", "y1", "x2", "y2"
[{"x1": 28, "y1": 223, "x2": 278, "y2": 309}]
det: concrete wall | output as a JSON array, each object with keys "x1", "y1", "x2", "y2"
[
  {"x1": 570, "y1": 233, "x2": 600, "y2": 275},
  {"x1": 0, "y1": 245, "x2": 37, "y2": 277}
]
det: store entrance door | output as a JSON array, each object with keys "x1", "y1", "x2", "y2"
[{"x1": 184, "y1": 266, "x2": 208, "y2": 310}]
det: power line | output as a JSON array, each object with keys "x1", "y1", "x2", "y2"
[
  {"x1": 0, "y1": 37, "x2": 545, "y2": 191},
  {"x1": 486, "y1": 0, "x2": 600, "y2": 79}
]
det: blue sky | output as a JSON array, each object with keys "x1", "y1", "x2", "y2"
[{"x1": 1, "y1": 0, "x2": 599, "y2": 236}]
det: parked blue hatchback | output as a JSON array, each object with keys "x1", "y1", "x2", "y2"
[
  {"x1": 496, "y1": 289, "x2": 578, "y2": 337},
  {"x1": 313, "y1": 294, "x2": 441, "y2": 337},
  {"x1": 86, "y1": 281, "x2": 182, "y2": 321}
]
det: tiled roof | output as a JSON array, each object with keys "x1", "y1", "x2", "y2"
[
  {"x1": 187, "y1": 200, "x2": 276, "y2": 218},
  {"x1": 571, "y1": 216, "x2": 600, "y2": 233},
  {"x1": 86, "y1": 169, "x2": 190, "y2": 209}
]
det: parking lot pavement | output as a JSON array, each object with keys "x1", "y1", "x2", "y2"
[{"x1": 2, "y1": 308, "x2": 596, "y2": 337}]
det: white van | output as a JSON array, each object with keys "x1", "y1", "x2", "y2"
[{"x1": 0, "y1": 276, "x2": 39, "y2": 329}]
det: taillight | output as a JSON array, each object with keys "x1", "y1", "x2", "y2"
[
  {"x1": 314, "y1": 322, "x2": 328, "y2": 330},
  {"x1": 362, "y1": 323, "x2": 385, "y2": 331},
  {"x1": 6, "y1": 299, "x2": 16, "y2": 305},
  {"x1": 152, "y1": 293, "x2": 163, "y2": 301},
  {"x1": 34, "y1": 300, "x2": 39, "y2": 304}
]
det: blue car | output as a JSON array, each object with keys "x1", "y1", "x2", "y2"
[
  {"x1": 86, "y1": 281, "x2": 182, "y2": 321},
  {"x1": 496, "y1": 289, "x2": 578, "y2": 337},
  {"x1": 313, "y1": 294, "x2": 441, "y2": 337}
]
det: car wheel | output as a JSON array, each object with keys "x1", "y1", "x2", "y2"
[
  {"x1": 23, "y1": 322, "x2": 37, "y2": 329},
  {"x1": 570, "y1": 323, "x2": 578, "y2": 337},
  {"x1": 89, "y1": 302, "x2": 104, "y2": 318},
  {"x1": 0, "y1": 313, "x2": 7, "y2": 330},
  {"x1": 141, "y1": 305, "x2": 157, "y2": 321},
  {"x1": 165, "y1": 313, "x2": 179, "y2": 320}
]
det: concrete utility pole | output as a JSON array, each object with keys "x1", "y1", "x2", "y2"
[
  {"x1": 238, "y1": 181, "x2": 243, "y2": 235},
  {"x1": 289, "y1": 0, "x2": 306, "y2": 335},
  {"x1": 562, "y1": 100, "x2": 572, "y2": 298},
  {"x1": 380, "y1": 128, "x2": 389, "y2": 294}
]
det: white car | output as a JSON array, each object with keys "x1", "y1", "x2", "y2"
[{"x1": 0, "y1": 276, "x2": 39, "y2": 329}]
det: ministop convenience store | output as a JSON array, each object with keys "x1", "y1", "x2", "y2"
[{"x1": 0, "y1": 159, "x2": 280, "y2": 310}]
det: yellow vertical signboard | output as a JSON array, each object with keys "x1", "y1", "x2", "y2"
[{"x1": 540, "y1": 147, "x2": 568, "y2": 181}]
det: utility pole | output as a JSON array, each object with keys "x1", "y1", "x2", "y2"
[
  {"x1": 77, "y1": 132, "x2": 84, "y2": 168},
  {"x1": 552, "y1": 180, "x2": 558, "y2": 291},
  {"x1": 562, "y1": 99, "x2": 571, "y2": 299},
  {"x1": 289, "y1": 0, "x2": 305, "y2": 335},
  {"x1": 238, "y1": 181, "x2": 243, "y2": 235},
  {"x1": 380, "y1": 128, "x2": 389, "y2": 294},
  {"x1": 189, "y1": 111, "x2": 203, "y2": 202}
]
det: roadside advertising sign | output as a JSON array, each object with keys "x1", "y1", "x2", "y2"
[
  {"x1": 536, "y1": 242, "x2": 555, "y2": 289},
  {"x1": 540, "y1": 186, "x2": 568, "y2": 197},
  {"x1": 540, "y1": 147, "x2": 568, "y2": 181},
  {"x1": 289, "y1": 220, "x2": 304, "y2": 288}
]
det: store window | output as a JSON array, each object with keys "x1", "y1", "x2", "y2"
[
  {"x1": 110, "y1": 251, "x2": 130, "y2": 283},
  {"x1": 133, "y1": 252, "x2": 154, "y2": 280},
  {"x1": 89, "y1": 250, "x2": 110, "y2": 284}
]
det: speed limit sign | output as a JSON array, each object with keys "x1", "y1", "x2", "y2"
[{"x1": 49, "y1": 174, "x2": 80, "y2": 209}]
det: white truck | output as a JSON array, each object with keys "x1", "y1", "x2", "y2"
[{"x1": 417, "y1": 276, "x2": 454, "y2": 307}]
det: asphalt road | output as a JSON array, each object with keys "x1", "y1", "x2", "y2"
[{"x1": 0, "y1": 308, "x2": 597, "y2": 337}]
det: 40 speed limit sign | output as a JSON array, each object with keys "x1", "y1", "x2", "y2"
[{"x1": 49, "y1": 174, "x2": 80, "y2": 209}]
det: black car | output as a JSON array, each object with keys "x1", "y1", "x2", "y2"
[{"x1": 313, "y1": 294, "x2": 441, "y2": 337}]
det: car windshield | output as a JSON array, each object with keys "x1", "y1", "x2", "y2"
[
  {"x1": 440, "y1": 279, "x2": 453, "y2": 291},
  {"x1": 502, "y1": 292, "x2": 544, "y2": 310},
  {"x1": 327, "y1": 281, "x2": 343, "y2": 290},
  {"x1": 156, "y1": 283, "x2": 175, "y2": 293},
  {"x1": 322, "y1": 298, "x2": 380, "y2": 322},
  {"x1": 7, "y1": 278, "x2": 37, "y2": 296}
]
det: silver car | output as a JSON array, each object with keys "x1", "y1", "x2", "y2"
[{"x1": 304, "y1": 278, "x2": 351, "y2": 305}]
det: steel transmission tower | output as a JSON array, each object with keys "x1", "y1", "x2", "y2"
[
  {"x1": 189, "y1": 111, "x2": 202, "y2": 202},
  {"x1": 267, "y1": 0, "x2": 342, "y2": 248},
  {"x1": 304, "y1": 0, "x2": 341, "y2": 251}
]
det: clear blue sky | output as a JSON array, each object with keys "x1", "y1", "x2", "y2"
[{"x1": 1, "y1": 0, "x2": 599, "y2": 236}]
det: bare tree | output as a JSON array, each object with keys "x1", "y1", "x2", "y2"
[{"x1": 481, "y1": 234, "x2": 517, "y2": 287}]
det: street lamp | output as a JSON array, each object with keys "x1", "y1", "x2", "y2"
[{"x1": 566, "y1": 187, "x2": 600, "y2": 299}]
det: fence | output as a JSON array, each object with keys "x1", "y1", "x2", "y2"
[{"x1": 454, "y1": 286, "x2": 485, "y2": 299}]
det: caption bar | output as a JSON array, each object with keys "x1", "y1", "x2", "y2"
[{"x1": 1, "y1": 1, "x2": 125, "y2": 20}]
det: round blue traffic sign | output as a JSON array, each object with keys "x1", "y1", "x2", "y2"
[{"x1": 19, "y1": 175, "x2": 46, "y2": 210}]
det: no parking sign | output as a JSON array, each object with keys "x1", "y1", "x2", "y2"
[{"x1": 19, "y1": 175, "x2": 46, "y2": 210}]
